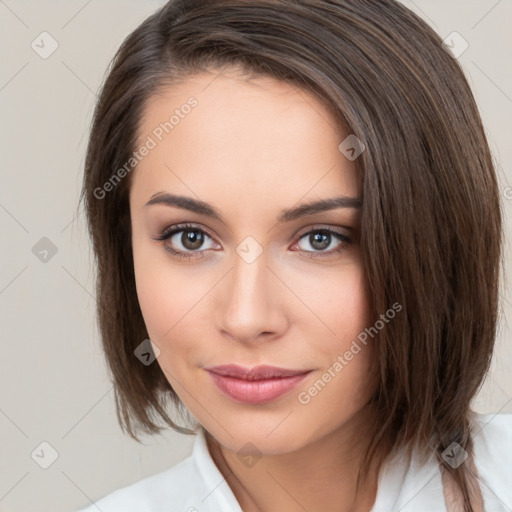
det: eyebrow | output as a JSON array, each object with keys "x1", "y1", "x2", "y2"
[{"x1": 145, "y1": 192, "x2": 362, "y2": 223}]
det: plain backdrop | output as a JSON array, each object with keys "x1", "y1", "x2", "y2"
[{"x1": 0, "y1": 1, "x2": 511, "y2": 511}]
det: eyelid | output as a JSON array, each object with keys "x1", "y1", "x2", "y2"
[
  {"x1": 153, "y1": 222, "x2": 219, "y2": 243},
  {"x1": 294, "y1": 223, "x2": 352, "y2": 239},
  {"x1": 291, "y1": 225, "x2": 352, "y2": 257},
  {"x1": 154, "y1": 222, "x2": 351, "y2": 244},
  {"x1": 153, "y1": 222, "x2": 353, "y2": 260}
]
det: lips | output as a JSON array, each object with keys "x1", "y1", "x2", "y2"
[
  {"x1": 204, "y1": 364, "x2": 312, "y2": 404},
  {"x1": 205, "y1": 364, "x2": 310, "y2": 380}
]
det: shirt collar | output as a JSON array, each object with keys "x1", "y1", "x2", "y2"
[
  {"x1": 192, "y1": 427, "x2": 243, "y2": 511},
  {"x1": 192, "y1": 426, "x2": 446, "y2": 512},
  {"x1": 371, "y1": 442, "x2": 446, "y2": 511}
]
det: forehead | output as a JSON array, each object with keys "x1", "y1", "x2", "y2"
[{"x1": 130, "y1": 70, "x2": 360, "y2": 212}]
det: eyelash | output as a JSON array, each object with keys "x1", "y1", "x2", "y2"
[{"x1": 152, "y1": 223, "x2": 352, "y2": 261}]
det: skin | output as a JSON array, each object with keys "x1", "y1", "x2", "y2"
[{"x1": 129, "y1": 67, "x2": 381, "y2": 512}]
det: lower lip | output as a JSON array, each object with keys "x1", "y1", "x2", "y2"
[{"x1": 206, "y1": 371, "x2": 311, "y2": 404}]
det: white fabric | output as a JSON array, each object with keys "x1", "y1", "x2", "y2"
[{"x1": 78, "y1": 412, "x2": 512, "y2": 512}]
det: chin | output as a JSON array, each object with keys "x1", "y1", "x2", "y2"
[{"x1": 200, "y1": 407, "x2": 340, "y2": 457}]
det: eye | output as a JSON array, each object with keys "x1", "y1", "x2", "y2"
[
  {"x1": 152, "y1": 223, "x2": 219, "y2": 260},
  {"x1": 293, "y1": 227, "x2": 352, "y2": 259},
  {"x1": 153, "y1": 224, "x2": 352, "y2": 261}
]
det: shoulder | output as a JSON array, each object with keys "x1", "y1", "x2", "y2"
[
  {"x1": 470, "y1": 411, "x2": 512, "y2": 511},
  {"x1": 77, "y1": 428, "x2": 242, "y2": 512},
  {"x1": 77, "y1": 451, "x2": 204, "y2": 512},
  {"x1": 471, "y1": 411, "x2": 512, "y2": 464},
  {"x1": 372, "y1": 412, "x2": 512, "y2": 512}
]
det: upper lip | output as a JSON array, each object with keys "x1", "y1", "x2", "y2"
[{"x1": 204, "y1": 364, "x2": 311, "y2": 380}]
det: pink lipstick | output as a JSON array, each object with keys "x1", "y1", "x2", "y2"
[{"x1": 204, "y1": 364, "x2": 311, "y2": 404}]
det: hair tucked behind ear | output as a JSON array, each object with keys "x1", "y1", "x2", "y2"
[{"x1": 80, "y1": 1, "x2": 503, "y2": 510}]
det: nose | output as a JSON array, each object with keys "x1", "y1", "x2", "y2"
[{"x1": 216, "y1": 250, "x2": 287, "y2": 344}]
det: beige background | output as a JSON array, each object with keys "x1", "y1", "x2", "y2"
[{"x1": 0, "y1": 1, "x2": 510, "y2": 511}]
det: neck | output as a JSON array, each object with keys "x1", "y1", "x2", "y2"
[{"x1": 205, "y1": 406, "x2": 387, "y2": 512}]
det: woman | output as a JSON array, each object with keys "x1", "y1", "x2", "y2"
[{"x1": 78, "y1": 0, "x2": 511, "y2": 511}]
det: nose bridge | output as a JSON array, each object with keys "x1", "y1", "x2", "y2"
[{"x1": 218, "y1": 244, "x2": 280, "y2": 342}]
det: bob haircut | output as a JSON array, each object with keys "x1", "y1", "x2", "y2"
[{"x1": 80, "y1": 0, "x2": 503, "y2": 509}]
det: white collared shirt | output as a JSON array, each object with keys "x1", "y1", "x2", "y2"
[{"x1": 78, "y1": 412, "x2": 512, "y2": 511}]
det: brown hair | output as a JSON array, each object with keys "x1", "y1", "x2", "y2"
[{"x1": 79, "y1": 1, "x2": 503, "y2": 510}]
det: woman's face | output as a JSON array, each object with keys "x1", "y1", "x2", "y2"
[{"x1": 129, "y1": 69, "x2": 377, "y2": 455}]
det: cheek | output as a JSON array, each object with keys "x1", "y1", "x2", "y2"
[
  {"x1": 134, "y1": 266, "x2": 194, "y2": 345},
  {"x1": 298, "y1": 282, "x2": 378, "y2": 439},
  {"x1": 297, "y1": 264, "x2": 377, "y2": 408},
  {"x1": 133, "y1": 269, "x2": 202, "y2": 390},
  {"x1": 132, "y1": 234, "x2": 181, "y2": 344},
  {"x1": 286, "y1": 259, "x2": 371, "y2": 345},
  {"x1": 132, "y1": 243, "x2": 216, "y2": 370},
  {"x1": 328, "y1": 273, "x2": 370, "y2": 334}
]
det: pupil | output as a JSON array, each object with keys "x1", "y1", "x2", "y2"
[
  {"x1": 183, "y1": 230, "x2": 203, "y2": 250},
  {"x1": 311, "y1": 232, "x2": 330, "y2": 250}
]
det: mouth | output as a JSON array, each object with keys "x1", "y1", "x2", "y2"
[{"x1": 204, "y1": 364, "x2": 312, "y2": 404}]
